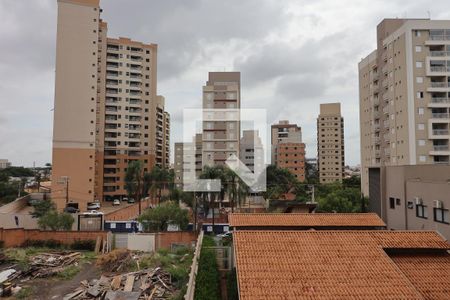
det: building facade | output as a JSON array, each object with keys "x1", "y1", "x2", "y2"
[
  {"x1": 359, "y1": 18, "x2": 450, "y2": 196},
  {"x1": 271, "y1": 121, "x2": 305, "y2": 181},
  {"x1": 317, "y1": 103, "x2": 345, "y2": 183},
  {"x1": 368, "y1": 165, "x2": 450, "y2": 240},
  {"x1": 202, "y1": 72, "x2": 240, "y2": 167},
  {"x1": 52, "y1": 0, "x2": 169, "y2": 211},
  {"x1": 174, "y1": 134, "x2": 202, "y2": 189},
  {"x1": 0, "y1": 159, "x2": 11, "y2": 169},
  {"x1": 239, "y1": 130, "x2": 264, "y2": 172}
]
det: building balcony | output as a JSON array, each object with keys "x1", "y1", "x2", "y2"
[
  {"x1": 432, "y1": 129, "x2": 449, "y2": 135},
  {"x1": 433, "y1": 145, "x2": 449, "y2": 151},
  {"x1": 429, "y1": 35, "x2": 450, "y2": 41},
  {"x1": 431, "y1": 113, "x2": 450, "y2": 119},
  {"x1": 430, "y1": 51, "x2": 450, "y2": 57}
]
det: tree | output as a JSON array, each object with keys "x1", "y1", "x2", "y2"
[
  {"x1": 31, "y1": 198, "x2": 56, "y2": 218},
  {"x1": 138, "y1": 201, "x2": 189, "y2": 232},
  {"x1": 125, "y1": 160, "x2": 144, "y2": 215},
  {"x1": 38, "y1": 211, "x2": 74, "y2": 231},
  {"x1": 263, "y1": 165, "x2": 298, "y2": 200},
  {"x1": 199, "y1": 165, "x2": 225, "y2": 230}
]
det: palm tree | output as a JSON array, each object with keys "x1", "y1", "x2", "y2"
[
  {"x1": 124, "y1": 160, "x2": 144, "y2": 215},
  {"x1": 224, "y1": 167, "x2": 238, "y2": 213},
  {"x1": 199, "y1": 165, "x2": 224, "y2": 232}
]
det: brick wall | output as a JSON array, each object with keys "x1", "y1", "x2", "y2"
[
  {"x1": 0, "y1": 228, "x2": 107, "y2": 248},
  {"x1": 105, "y1": 199, "x2": 152, "y2": 221},
  {"x1": 155, "y1": 231, "x2": 198, "y2": 250}
]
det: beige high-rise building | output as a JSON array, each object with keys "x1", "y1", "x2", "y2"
[
  {"x1": 202, "y1": 72, "x2": 240, "y2": 167},
  {"x1": 317, "y1": 103, "x2": 345, "y2": 183},
  {"x1": 359, "y1": 18, "x2": 450, "y2": 196},
  {"x1": 240, "y1": 130, "x2": 264, "y2": 172},
  {"x1": 271, "y1": 121, "x2": 306, "y2": 181},
  {"x1": 174, "y1": 134, "x2": 202, "y2": 189},
  {"x1": 52, "y1": 0, "x2": 169, "y2": 211}
]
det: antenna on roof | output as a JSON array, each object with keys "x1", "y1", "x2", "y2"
[{"x1": 427, "y1": 11, "x2": 431, "y2": 19}]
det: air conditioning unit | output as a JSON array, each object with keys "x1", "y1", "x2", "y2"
[
  {"x1": 433, "y1": 200, "x2": 443, "y2": 209},
  {"x1": 414, "y1": 197, "x2": 422, "y2": 205}
]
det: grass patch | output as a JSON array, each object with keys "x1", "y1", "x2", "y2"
[
  {"x1": 56, "y1": 265, "x2": 81, "y2": 280},
  {"x1": 15, "y1": 286, "x2": 32, "y2": 299}
]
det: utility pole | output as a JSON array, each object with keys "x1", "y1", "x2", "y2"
[
  {"x1": 308, "y1": 184, "x2": 316, "y2": 203},
  {"x1": 65, "y1": 177, "x2": 69, "y2": 204}
]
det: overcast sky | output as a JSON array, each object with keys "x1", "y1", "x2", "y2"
[{"x1": 1, "y1": 0, "x2": 449, "y2": 167}]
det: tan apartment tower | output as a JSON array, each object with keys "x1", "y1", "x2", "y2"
[
  {"x1": 317, "y1": 103, "x2": 345, "y2": 183},
  {"x1": 271, "y1": 121, "x2": 305, "y2": 181},
  {"x1": 202, "y1": 72, "x2": 241, "y2": 167},
  {"x1": 359, "y1": 19, "x2": 450, "y2": 196},
  {"x1": 240, "y1": 130, "x2": 264, "y2": 173},
  {"x1": 52, "y1": 0, "x2": 169, "y2": 211},
  {"x1": 174, "y1": 134, "x2": 202, "y2": 189}
]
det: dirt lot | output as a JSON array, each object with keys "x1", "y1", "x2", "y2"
[{"x1": 16, "y1": 262, "x2": 100, "y2": 300}]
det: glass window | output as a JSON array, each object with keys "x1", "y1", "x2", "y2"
[
  {"x1": 389, "y1": 197, "x2": 395, "y2": 209},
  {"x1": 415, "y1": 46, "x2": 422, "y2": 52},
  {"x1": 416, "y1": 204, "x2": 427, "y2": 218},
  {"x1": 434, "y1": 208, "x2": 449, "y2": 224}
]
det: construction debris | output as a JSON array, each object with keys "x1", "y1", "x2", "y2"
[
  {"x1": 63, "y1": 267, "x2": 175, "y2": 300},
  {"x1": 28, "y1": 251, "x2": 81, "y2": 278},
  {"x1": 96, "y1": 249, "x2": 132, "y2": 272}
]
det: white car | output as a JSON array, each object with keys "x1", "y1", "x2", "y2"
[
  {"x1": 113, "y1": 199, "x2": 121, "y2": 206},
  {"x1": 87, "y1": 202, "x2": 101, "y2": 210}
]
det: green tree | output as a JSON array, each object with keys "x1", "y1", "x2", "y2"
[
  {"x1": 31, "y1": 198, "x2": 56, "y2": 218},
  {"x1": 263, "y1": 165, "x2": 298, "y2": 200},
  {"x1": 125, "y1": 160, "x2": 144, "y2": 214},
  {"x1": 194, "y1": 236, "x2": 220, "y2": 300},
  {"x1": 200, "y1": 165, "x2": 225, "y2": 230},
  {"x1": 138, "y1": 201, "x2": 189, "y2": 232},
  {"x1": 38, "y1": 211, "x2": 74, "y2": 230}
]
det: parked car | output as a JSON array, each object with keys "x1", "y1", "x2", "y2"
[
  {"x1": 87, "y1": 202, "x2": 101, "y2": 210},
  {"x1": 64, "y1": 207, "x2": 79, "y2": 214},
  {"x1": 113, "y1": 199, "x2": 121, "y2": 206},
  {"x1": 127, "y1": 198, "x2": 135, "y2": 204}
]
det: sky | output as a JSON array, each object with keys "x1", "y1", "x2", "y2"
[{"x1": 1, "y1": 0, "x2": 449, "y2": 168}]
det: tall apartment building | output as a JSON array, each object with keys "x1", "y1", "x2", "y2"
[
  {"x1": 52, "y1": 0, "x2": 169, "y2": 211},
  {"x1": 271, "y1": 121, "x2": 306, "y2": 181},
  {"x1": 174, "y1": 134, "x2": 202, "y2": 189},
  {"x1": 240, "y1": 130, "x2": 264, "y2": 172},
  {"x1": 317, "y1": 103, "x2": 345, "y2": 183},
  {"x1": 202, "y1": 72, "x2": 240, "y2": 167},
  {"x1": 359, "y1": 18, "x2": 450, "y2": 196}
]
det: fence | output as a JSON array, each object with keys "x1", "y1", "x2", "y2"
[
  {"x1": 184, "y1": 231, "x2": 204, "y2": 300},
  {"x1": 112, "y1": 231, "x2": 198, "y2": 252}
]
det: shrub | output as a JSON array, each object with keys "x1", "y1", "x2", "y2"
[
  {"x1": 70, "y1": 240, "x2": 96, "y2": 251},
  {"x1": 194, "y1": 244, "x2": 220, "y2": 300},
  {"x1": 22, "y1": 239, "x2": 63, "y2": 249},
  {"x1": 38, "y1": 211, "x2": 74, "y2": 231},
  {"x1": 226, "y1": 268, "x2": 238, "y2": 300}
]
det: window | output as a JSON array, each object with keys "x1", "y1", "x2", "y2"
[
  {"x1": 389, "y1": 197, "x2": 395, "y2": 209},
  {"x1": 110, "y1": 223, "x2": 116, "y2": 229},
  {"x1": 416, "y1": 92, "x2": 424, "y2": 99},
  {"x1": 419, "y1": 155, "x2": 426, "y2": 162},
  {"x1": 434, "y1": 208, "x2": 449, "y2": 224},
  {"x1": 416, "y1": 204, "x2": 427, "y2": 218},
  {"x1": 396, "y1": 198, "x2": 401, "y2": 206},
  {"x1": 415, "y1": 46, "x2": 422, "y2": 52},
  {"x1": 415, "y1": 30, "x2": 421, "y2": 37},
  {"x1": 418, "y1": 123, "x2": 425, "y2": 130},
  {"x1": 418, "y1": 140, "x2": 425, "y2": 146},
  {"x1": 415, "y1": 61, "x2": 423, "y2": 68},
  {"x1": 416, "y1": 77, "x2": 423, "y2": 83},
  {"x1": 418, "y1": 108, "x2": 424, "y2": 115},
  {"x1": 125, "y1": 223, "x2": 131, "y2": 229}
]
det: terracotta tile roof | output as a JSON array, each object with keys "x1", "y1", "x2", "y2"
[
  {"x1": 391, "y1": 253, "x2": 450, "y2": 300},
  {"x1": 233, "y1": 231, "x2": 450, "y2": 300},
  {"x1": 229, "y1": 213, "x2": 386, "y2": 227}
]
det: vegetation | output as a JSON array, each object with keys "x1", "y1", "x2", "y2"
[
  {"x1": 15, "y1": 286, "x2": 33, "y2": 299},
  {"x1": 37, "y1": 210, "x2": 74, "y2": 231},
  {"x1": 194, "y1": 235, "x2": 220, "y2": 300},
  {"x1": 226, "y1": 268, "x2": 239, "y2": 300},
  {"x1": 138, "y1": 201, "x2": 189, "y2": 232},
  {"x1": 30, "y1": 198, "x2": 55, "y2": 218},
  {"x1": 56, "y1": 265, "x2": 81, "y2": 280}
]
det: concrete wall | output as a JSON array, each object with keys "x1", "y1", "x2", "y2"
[
  {"x1": 155, "y1": 231, "x2": 197, "y2": 250},
  {"x1": 0, "y1": 228, "x2": 107, "y2": 248}
]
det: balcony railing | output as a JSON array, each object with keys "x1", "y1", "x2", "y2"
[
  {"x1": 431, "y1": 97, "x2": 450, "y2": 103},
  {"x1": 429, "y1": 35, "x2": 450, "y2": 41},
  {"x1": 430, "y1": 51, "x2": 450, "y2": 57},
  {"x1": 432, "y1": 113, "x2": 450, "y2": 118},
  {"x1": 433, "y1": 145, "x2": 449, "y2": 151},
  {"x1": 433, "y1": 129, "x2": 449, "y2": 135},
  {"x1": 430, "y1": 82, "x2": 450, "y2": 88},
  {"x1": 430, "y1": 66, "x2": 450, "y2": 72}
]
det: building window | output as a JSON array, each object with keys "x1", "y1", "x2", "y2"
[
  {"x1": 418, "y1": 123, "x2": 425, "y2": 130},
  {"x1": 418, "y1": 108, "x2": 424, "y2": 115},
  {"x1": 434, "y1": 208, "x2": 449, "y2": 224},
  {"x1": 416, "y1": 204, "x2": 427, "y2": 219},
  {"x1": 389, "y1": 197, "x2": 395, "y2": 209},
  {"x1": 396, "y1": 198, "x2": 401, "y2": 206},
  {"x1": 415, "y1": 61, "x2": 423, "y2": 68},
  {"x1": 416, "y1": 92, "x2": 424, "y2": 99},
  {"x1": 418, "y1": 140, "x2": 425, "y2": 146},
  {"x1": 419, "y1": 155, "x2": 426, "y2": 162},
  {"x1": 416, "y1": 77, "x2": 423, "y2": 83},
  {"x1": 415, "y1": 46, "x2": 422, "y2": 52}
]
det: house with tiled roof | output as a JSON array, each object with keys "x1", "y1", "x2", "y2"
[
  {"x1": 229, "y1": 213, "x2": 386, "y2": 230},
  {"x1": 233, "y1": 230, "x2": 450, "y2": 299}
]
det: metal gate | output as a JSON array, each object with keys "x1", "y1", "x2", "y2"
[
  {"x1": 78, "y1": 214, "x2": 103, "y2": 231},
  {"x1": 114, "y1": 233, "x2": 128, "y2": 249}
]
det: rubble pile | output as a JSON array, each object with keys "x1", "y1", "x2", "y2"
[
  {"x1": 63, "y1": 267, "x2": 175, "y2": 300},
  {"x1": 28, "y1": 252, "x2": 81, "y2": 277}
]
